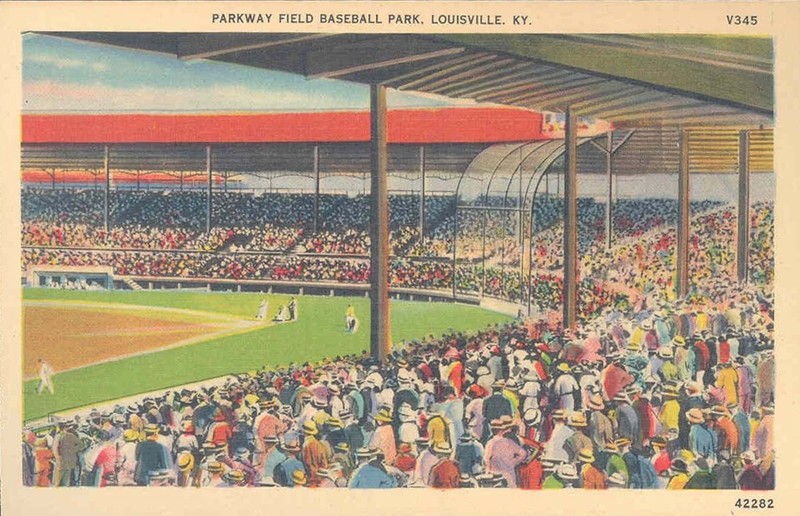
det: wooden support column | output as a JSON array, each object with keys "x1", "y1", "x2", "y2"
[
  {"x1": 369, "y1": 84, "x2": 391, "y2": 363},
  {"x1": 313, "y1": 144, "x2": 321, "y2": 233},
  {"x1": 419, "y1": 145, "x2": 426, "y2": 241},
  {"x1": 605, "y1": 131, "x2": 614, "y2": 249},
  {"x1": 206, "y1": 145, "x2": 212, "y2": 233},
  {"x1": 103, "y1": 145, "x2": 110, "y2": 232},
  {"x1": 676, "y1": 129, "x2": 690, "y2": 298},
  {"x1": 563, "y1": 108, "x2": 578, "y2": 329},
  {"x1": 737, "y1": 130, "x2": 750, "y2": 282},
  {"x1": 481, "y1": 208, "x2": 487, "y2": 296}
]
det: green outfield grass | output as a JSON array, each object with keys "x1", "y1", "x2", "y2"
[{"x1": 23, "y1": 288, "x2": 512, "y2": 421}]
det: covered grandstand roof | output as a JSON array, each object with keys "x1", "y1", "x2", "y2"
[{"x1": 43, "y1": 33, "x2": 773, "y2": 128}]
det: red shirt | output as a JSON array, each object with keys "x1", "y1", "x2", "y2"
[
  {"x1": 429, "y1": 459, "x2": 460, "y2": 489},
  {"x1": 395, "y1": 453, "x2": 416, "y2": 473},
  {"x1": 517, "y1": 459, "x2": 544, "y2": 490},
  {"x1": 209, "y1": 422, "x2": 232, "y2": 446}
]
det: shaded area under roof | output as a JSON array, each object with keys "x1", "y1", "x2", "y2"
[{"x1": 21, "y1": 128, "x2": 773, "y2": 176}]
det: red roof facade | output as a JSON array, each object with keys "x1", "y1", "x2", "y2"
[{"x1": 21, "y1": 107, "x2": 546, "y2": 145}]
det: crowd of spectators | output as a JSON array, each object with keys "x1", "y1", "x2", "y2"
[
  {"x1": 24, "y1": 281, "x2": 774, "y2": 490},
  {"x1": 21, "y1": 189, "x2": 773, "y2": 318}
]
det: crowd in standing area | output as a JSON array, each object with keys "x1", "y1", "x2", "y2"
[{"x1": 23, "y1": 281, "x2": 774, "y2": 490}]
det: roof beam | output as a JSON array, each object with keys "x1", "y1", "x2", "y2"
[
  {"x1": 405, "y1": 58, "x2": 518, "y2": 92},
  {"x1": 470, "y1": 73, "x2": 571, "y2": 102},
  {"x1": 528, "y1": 82, "x2": 639, "y2": 110},
  {"x1": 606, "y1": 104, "x2": 743, "y2": 124},
  {"x1": 498, "y1": 78, "x2": 608, "y2": 105},
  {"x1": 438, "y1": 64, "x2": 554, "y2": 97},
  {"x1": 394, "y1": 54, "x2": 498, "y2": 90},
  {"x1": 569, "y1": 89, "x2": 670, "y2": 116},
  {"x1": 178, "y1": 34, "x2": 338, "y2": 60},
  {"x1": 597, "y1": 98, "x2": 711, "y2": 120},
  {"x1": 430, "y1": 62, "x2": 535, "y2": 96},
  {"x1": 308, "y1": 46, "x2": 466, "y2": 80}
]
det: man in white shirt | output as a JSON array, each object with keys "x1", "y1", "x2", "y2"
[{"x1": 37, "y1": 358, "x2": 55, "y2": 395}]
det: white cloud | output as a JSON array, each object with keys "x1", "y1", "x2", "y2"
[
  {"x1": 23, "y1": 80, "x2": 354, "y2": 112},
  {"x1": 28, "y1": 53, "x2": 108, "y2": 72}
]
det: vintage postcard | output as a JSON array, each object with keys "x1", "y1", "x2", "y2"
[{"x1": 1, "y1": 1, "x2": 798, "y2": 515}]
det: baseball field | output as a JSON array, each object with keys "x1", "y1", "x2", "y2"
[{"x1": 23, "y1": 288, "x2": 512, "y2": 422}]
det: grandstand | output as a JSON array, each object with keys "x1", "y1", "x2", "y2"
[{"x1": 20, "y1": 33, "x2": 776, "y2": 491}]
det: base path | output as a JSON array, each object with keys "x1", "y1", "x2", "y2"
[{"x1": 23, "y1": 300, "x2": 263, "y2": 379}]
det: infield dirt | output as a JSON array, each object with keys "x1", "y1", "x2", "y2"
[{"x1": 23, "y1": 302, "x2": 245, "y2": 377}]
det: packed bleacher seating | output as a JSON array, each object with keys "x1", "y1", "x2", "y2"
[{"x1": 21, "y1": 189, "x2": 773, "y2": 319}]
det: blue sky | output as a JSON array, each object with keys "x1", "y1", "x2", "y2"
[{"x1": 22, "y1": 34, "x2": 464, "y2": 112}]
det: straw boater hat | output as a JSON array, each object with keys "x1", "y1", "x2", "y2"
[
  {"x1": 280, "y1": 439, "x2": 301, "y2": 453},
  {"x1": 334, "y1": 442, "x2": 350, "y2": 453},
  {"x1": 263, "y1": 435, "x2": 279, "y2": 445},
  {"x1": 258, "y1": 478, "x2": 277, "y2": 487},
  {"x1": 123, "y1": 429, "x2": 138, "y2": 442},
  {"x1": 291, "y1": 470, "x2": 307, "y2": 486},
  {"x1": 302, "y1": 421, "x2": 319, "y2": 436},
  {"x1": 556, "y1": 463, "x2": 579, "y2": 481},
  {"x1": 587, "y1": 394, "x2": 605, "y2": 411},
  {"x1": 569, "y1": 412, "x2": 588, "y2": 428},
  {"x1": 326, "y1": 417, "x2": 344, "y2": 429},
  {"x1": 311, "y1": 397, "x2": 329, "y2": 409},
  {"x1": 608, "y1": 472, "x2": 627, "y2": 487},
  {"x1": 662, "y1": 385, "x2": 680, "y2": 398},
  {"x1": 627, "y1": 341, "x2": 640, "y2": 352},
  {"x1": 551, "y1": 409, "x2": 567, "y2": 421},
  {"x1": 578, "y1": 448, "x2": 595, "y2": 463},
  {"x1": 556, "y1": 362, "x2": 571, "y2": 373},
  {"x1": 148, "y1": 469, "x2": 171, "y2": 483},
  {"x1": 686, "y1": 408, "x2": 704, "y2": 424},
  {"x1": 672, "y1": 336, "x2": 686, "y2": 347},
  {"x1": 710, "y1": 406, "x2": 729, "y2": 418},
  {"x1": 657, "y1": 346, "x2": 674, "y2": 359},
  {"x1": 604, "y1": 440, "x2": 619, "y2": 452},
  {"x1": 489, "y1": 418, "x2": 510, "y2": 432},
  {"x1": 259, "y1": 398, "x2": 279, "y2": 410},
  {"x1": 318, "y1": 465, "x2": 341, "y2": 481},
  {"x1": 223, "y1": 469, "x2": 246, "y2": 485},
  {"x1": 523, "y1": 408, "x2": 542, "y2": 426},
  {"x1": 614, "y1": 437, "x2": 631, "y2": 449},
  {"x1": 650, "y1": 436, "x2": 667, "y2": 448},
  {"x1": 177, "y1": 452, "x2": 194, "y2": 473},
  {"x1": 374, "y1": 408, "x2": 393, "y2": 424},
  {"x1": 143, "y1": 424, "x2": 159, "y2": 435},
  {"x1": 355, "y1": 447, "x2": 379, "y2": 459},
  {"x1": 206, "y1": 461, "x2": 224, "y2": 474}
]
